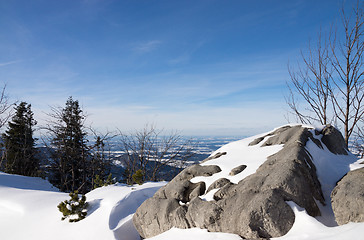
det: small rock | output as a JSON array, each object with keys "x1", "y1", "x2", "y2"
[
  {"x1": 202, "y1": 152, "x2": 227, "y2": 163},
  {"x1": 320, "y1": 125, "x2": 348, "y2": 155},
  {"x1": 229, "y1": 165, "x2": 247, "y2": 176},
  {"x1": 207, "y1": 178, "x2": 231, "y2": 193}
]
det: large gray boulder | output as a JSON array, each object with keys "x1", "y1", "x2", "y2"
[
  {"x1": 331, "y1": 167, "x2": 364, "y2": 225},
  {"x1": 133, "y1": 125, "x2": 347, "y2": 239}
]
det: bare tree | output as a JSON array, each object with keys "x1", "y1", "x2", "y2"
[
  {"x1": 118, "y1": 124, "x2": 196, "y2": 184},
  {"x1": 287, "y1": 2, "x2": 364, "y2": 147},
  {"x1": 351, "y1": 126, "x2": 364, "y2": 157},
  {"x1": 0, "y1": 84, "x2": 14, "y2": 169},
  {"x1": 287, "y1": 29, "x2": 334, "y2": 125},
  {"x1": 330, "y1": 2, "x2": 364, "y2": 146},
  {"x1": 88, "y1": 127, "x2": 117, "y2": 188},
  {"x1": 0, "y1": 84, "x2": 14, "y2": 129}
]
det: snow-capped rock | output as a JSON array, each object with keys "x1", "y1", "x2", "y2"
[{"x1": 133, "y1": 125, "x2": 355, "y2": 239}]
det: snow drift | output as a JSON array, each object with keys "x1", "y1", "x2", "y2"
[{"x1": 0, "y1": 171, "x2": 165, "y2": 240}]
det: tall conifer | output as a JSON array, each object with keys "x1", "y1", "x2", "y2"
[
  {"x1": 2, "y1": 102, "x2": 39, "y2": 176},
  {"x1": 50, "y1": 97, "x2": 90, "y2": 193}
]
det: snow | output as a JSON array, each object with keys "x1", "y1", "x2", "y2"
[
  {"x1": 1, "y1": 125, "x2": 364, "y2": 240},
  {"x1": 0, "y1": 171, "x2": 165, "y2": 240},
  {"x1": 191, "y1": 132, "x2": 283, "y2": 201},
  {"x1": 273, "y1": 202, "x2": 364, "y2": 240},
  {"x1": 349, "y1": 158, "x2": 364, "y2": 171},
  {"x1": 305, "y1": 131, "x2": 357, "y2": 226}
]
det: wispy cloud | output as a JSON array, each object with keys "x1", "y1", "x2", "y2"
[
  {"x1": 168, "y1": 40, "x2": 206, "y2": 65},
  {"x1": 168, "y1": 54, "x2": 190, "y2": 65},
  {"x1": 0, "y1": 60, "x2": 22, "y2": 67},
  {"x1": 133, "y1": 40, "x2": 162, "y2": 53}
]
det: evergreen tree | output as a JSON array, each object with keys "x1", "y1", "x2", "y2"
[
  {"x1": 2, "y1": 102, "x2": 39, "y2": 176},
  {"x1": 57, "y1": 190, "x2": 88, "y2": 222},
  {"x1": 50, "y1": 97, "x2": 90, "y2": 193}
]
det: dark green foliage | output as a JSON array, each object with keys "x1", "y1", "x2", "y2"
[
  {"x1": 105, "y1": 173, "x2": 115, "y2": 185},
  {"x1": 50, "y1": 97, "x2": 90, "y2": 193},
  {"x1": 92, "y1": 173, "x2": 115, "y2": 189},
  {"x1": 1, "y1": 101, "x2": 39, "y2": 176},
  {"x1": 57, "y1": 191, "x2": 88, "y2": 222},
  {"x1": 48, "y1": 97, "x2": 112, "y2": 194},
  {"x1": 132, "y1": 169, "x2": 144, "y2": 185},
  {"x1": 93, "y1": 174, "x2": 103, "y2": 189}
]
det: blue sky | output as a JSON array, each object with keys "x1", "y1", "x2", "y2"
[{"x1": 0, "y1": 0, "x2": 354, "y2": 136}]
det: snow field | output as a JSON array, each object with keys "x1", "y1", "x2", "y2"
[
  {"x1": 1, "y1": 124, "x2": 364, "y2": 240},
  {"x1": 0, "y1": 171, "x2": 165, "y2": 240}
]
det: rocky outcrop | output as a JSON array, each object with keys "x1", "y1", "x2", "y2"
[
  {"x1": 331, "y1": 167, "x2": 364, "y2": 225},
  {"x1": 320, "y1": 126, "x2": 348, "y2": 155},
  {"x1": 133, "y1": 125, "x2": 348, "y2": 239}
]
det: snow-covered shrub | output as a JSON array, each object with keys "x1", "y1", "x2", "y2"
[{"x1": 57, "y1": 191, "x2": 88, "y2": 222}]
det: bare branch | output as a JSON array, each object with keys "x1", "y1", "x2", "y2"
[
  {"x1": 118, "y1": 124, "x2": 197, "y2": 183},
  {"x1": 0, "y1": 84, "x2": 15, "y2": 129}
]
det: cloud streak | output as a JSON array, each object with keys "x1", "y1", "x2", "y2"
[
  {"x1": 0, "y1": 60, "x2": 22, "y2": 67},
  {"x1": 133, "y1": 40, "x2": 162, "y2": 53}
]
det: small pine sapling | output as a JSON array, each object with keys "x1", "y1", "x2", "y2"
[
  {"x1": 132, "y1": 169, "x2": 144, "y2": 185},
  {"x1": 93, "y1": 175, "x2": 103, "y2": 189},
  {"x1": 57, "y1": 191, "x2": 88, "y2": 222},
  {"x1": 105, "y1": 173, "x2": 115, "y2": 185},
  {"x1": 93, "y1": 173, "x2": 116, "y2": 189}
]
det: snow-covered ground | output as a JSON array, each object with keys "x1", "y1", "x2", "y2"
[
  {"x1": 1, "y1": 125, "x2": 364, "y2": 240},
  {"x1": 0, "y1": 172, "x2": 165, "y2": 240}
]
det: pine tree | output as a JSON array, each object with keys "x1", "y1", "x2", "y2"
[
  {"x1": 92, "y1": 173, "x2": 115, "y2": 189},
  {"x1": 57, "y1": 190, "x2": 88, "y2": 222},
  {"x1": 2, "y1": 102, "x2": 39, "y2": 176},
  {"x1": 132, "y1": 169, "x2": 144, "y2": 185},
  {"x1": 50, "y1": 97, "x2": 90, "y2": 193}
]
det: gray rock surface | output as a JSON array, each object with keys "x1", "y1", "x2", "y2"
[
  {"x1": 331, "y1": 167, "x2": 364, "y2": 225},
  {"x1": 201, "y1": 152, "x2": 227, "y2": 163},
  {"x1": 133, "y1": 125, "x2": 348, "y2": 239},
  {"x1": 320, "y1": 125, "x2": 348, "y2": 155},
  {"x1": 206, "y1": 178, "x2": 231, "y2": 193},
  {"x1": 229, "y1": 165, "x2": 247, "y2": 176}
]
